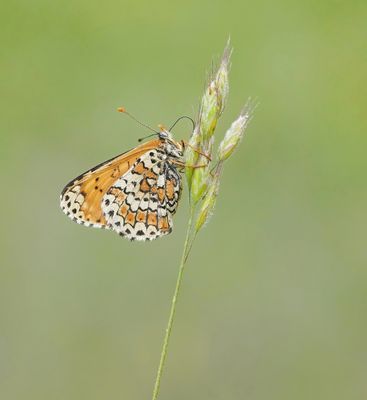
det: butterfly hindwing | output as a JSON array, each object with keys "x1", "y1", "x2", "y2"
[{"x1": 102, "y1": 148, "x2": 182, "y2": 241}]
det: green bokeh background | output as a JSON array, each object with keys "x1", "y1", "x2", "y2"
[{"x1": 1, "y1": 1, "x2": 366, "y2": 399}]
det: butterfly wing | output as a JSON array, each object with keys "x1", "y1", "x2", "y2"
[
  {"x1": 102, "y1": 149, "x2": 182, "y2": 241},
  {"x1": 60, "y1": 140, "x2": 161, "y2": 228}
]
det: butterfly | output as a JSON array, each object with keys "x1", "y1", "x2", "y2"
[{"x1": 60, "y1": 126, "x2": 185, "y2": 241}]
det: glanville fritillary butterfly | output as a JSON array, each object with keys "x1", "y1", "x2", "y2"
[{"x1": 60, "y1": 109, "x2": 189, "y2": 241}]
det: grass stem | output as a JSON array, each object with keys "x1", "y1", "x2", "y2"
[{"x1": 151, "y1": 207, "x2": 195, "y2": 400}]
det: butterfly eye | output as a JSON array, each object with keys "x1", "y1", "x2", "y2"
[{"x1": 159, "y1": 130, "x2": 168, "y2": 140}]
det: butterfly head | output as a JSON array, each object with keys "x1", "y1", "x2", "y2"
[
  {"x1": 158, "y1": 125, "x2": 183, "y2": 159},
  {"x1": 157, "y1": 124, "x2": 172, "y2": 139}
]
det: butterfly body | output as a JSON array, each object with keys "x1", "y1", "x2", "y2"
[{"x1": 60, "y1": 129, "x2": 184, "y2": 241}]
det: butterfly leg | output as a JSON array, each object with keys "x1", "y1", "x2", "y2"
[
  {"x1": 171, "y1": 159, "x2": 208, "y2": 171},
  {"x1": 180, "y1": 140, "x2": 212, "y2": 162}
]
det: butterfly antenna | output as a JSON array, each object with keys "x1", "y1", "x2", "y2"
[
  {"x1": 117, "y1": 107, "x2": 160, "y2": 138},
  {"x1": 169, "y1": 115, "x2": 196, "y2": 131},
  {"x1": 137, "y1": 133, "x2": 158, "y2": 142}
]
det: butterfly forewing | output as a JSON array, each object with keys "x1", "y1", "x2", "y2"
[{"x1": 60, "y1": 140, "x2": 160, "y2": 228}]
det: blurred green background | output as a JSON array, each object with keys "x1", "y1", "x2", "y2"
[{"x1": 1, "y1": 1, "x2": 367, "y2": 399}]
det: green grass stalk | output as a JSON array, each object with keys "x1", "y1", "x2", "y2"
[{"x1": 151, "y1": 206, "x2": 195, "y2": 400}]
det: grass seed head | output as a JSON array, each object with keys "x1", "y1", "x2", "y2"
[
  {"x1": 218, "y1": 101, "x2": 254, "y2": 161},
  {"x1": 187, "y1": 42, "x2": 232, "y2": 203}
]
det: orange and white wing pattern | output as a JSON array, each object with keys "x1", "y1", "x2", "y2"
[
  {"x1": 102, "y1": 147, "x2": 182, "y2": 241},
  {"x1": 60, "y1": 140, "x2": 160, "y2": 229},
  {"x1": 60, "y1": 132, "x2": 184, "y2": 241}
]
